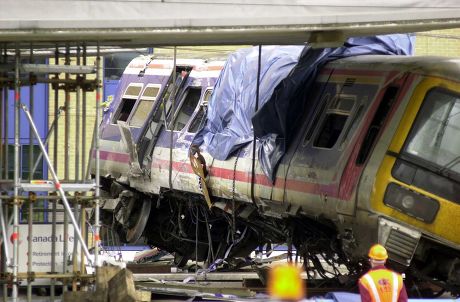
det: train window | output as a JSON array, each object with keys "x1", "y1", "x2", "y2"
[
  {"x1": 302, "y1": 94, "x2": 329, "y2": 146},
  {"x1": 173, "y1": 87, "x2": 202, "y2": 131},
  {"x1": 129, "y1": 85, "x2": 161, "y2": 128},
  {"x1": 124, "y1": 85, "x2": 143, "y2": 98},
  {"x1": 112, "y1": 83, "x2": 143, "y2": 123},
  {"x1": 404, "y1": 88, "x2": 460, "y2": 176},
  {"x1": 357, "y1": 86, "x2": 399, "y2": 165},
  {"x1": 188, "y1": 89, "x2": 213, "y2": 133},
  {"x1": 163, "y1": 67, "x2": 192, "y2": 103},
  {"x1": 340, "y1": 103, "x2": 365, "y2": 148},
  {"x1": 313, "y1": 95, "x2": 355, "y2": 149}
]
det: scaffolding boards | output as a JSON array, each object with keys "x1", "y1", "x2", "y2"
[{"x1": 0, "y1": 44, "x2": 102, "y2": 302}]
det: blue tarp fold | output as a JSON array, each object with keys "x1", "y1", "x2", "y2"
[
  {"x1": 193, "y1": 45, "x2": 304, "y2": 157},
  {"x1": 194, "y1": 34, "x2": 415, "y2": 181}
]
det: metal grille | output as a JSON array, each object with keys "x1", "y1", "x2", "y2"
[{"x1": 385, "y1": 228, "x2": 419, "y2": 266}]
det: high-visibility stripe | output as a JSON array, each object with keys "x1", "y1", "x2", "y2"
[
  {"x1": 392, "y1": 272, "x2": 399, "y2": 302},
  {"x1": 364, "y1": 274, "x2": 381, "y2": 302}
]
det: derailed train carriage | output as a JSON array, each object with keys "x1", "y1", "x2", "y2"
[{"x1": 94, "y1": 39, "x2": 460, "y2": 295}]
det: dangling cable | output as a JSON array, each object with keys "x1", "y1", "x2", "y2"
[
  {"x1": 250, "y1": 45, "x2": 262, "y2": 210},
  {"x1": 168, "y1": 46, "x2": 177, "y2": 190},
  {"x1": 204, "y1": 209, "x2": 215, "y2": 264}
]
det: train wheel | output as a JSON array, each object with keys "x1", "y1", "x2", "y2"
[{"x1": 125, "y1": 198, "x2": 151, "y2": 243}]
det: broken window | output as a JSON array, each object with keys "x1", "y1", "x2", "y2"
[
  {"x1": 173, "y1": 87, "x2": 202, "y2": 131},
  {"x1": 112, "y1": 83, "x2": 143, "y2": 123},
  {"x1": 188, "y1": 89, "x2": 213, "y2": 133},
  {"x1": 129, "y1": 85, "x2": 161, "y2": 127},
  {"x1": 313, "y1": 95, "x2": 355, "y2": 149},
  {"x1": 302, "y1": 94, "x2": 329, "y2": 146},
  {"x1": 357, "y1": 86, "x2": 399, "y2": 165}
]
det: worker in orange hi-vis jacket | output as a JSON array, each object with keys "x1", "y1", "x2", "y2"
[{"x1": 359, "y1": 244, "x2": 408, "y2": 302}]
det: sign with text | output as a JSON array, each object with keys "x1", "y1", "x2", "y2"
[{"x1": 7, "y1": 224, "x2": 82, "y2": 285}]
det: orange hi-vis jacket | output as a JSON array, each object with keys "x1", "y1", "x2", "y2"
[{"x1": 359, "y1": 268, "x2": 406, "y2": 302}]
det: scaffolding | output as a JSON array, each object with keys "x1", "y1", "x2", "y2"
[{"x1": 0, "y1": 43, "x2": 102, "y2": 302}]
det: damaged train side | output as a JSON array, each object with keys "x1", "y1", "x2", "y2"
[{"x1": 94, "y1": 53, "x2": 460, "y2": 295}]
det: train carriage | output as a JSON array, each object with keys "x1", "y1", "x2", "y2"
[{"x1": 94, "y1": 52, "x2": 460, "y2": 295}]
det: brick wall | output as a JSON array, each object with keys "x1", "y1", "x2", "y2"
[
  {"x1": 47, "y1": 57, "x2": 99, "y2": 181},
  {"x1": 415, "y1": 28, "x2": 460, "y2": 56}
]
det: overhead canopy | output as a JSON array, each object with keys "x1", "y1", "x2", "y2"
[{"x1": 0, "y1": 0, "x2": 459, "y2": 47}]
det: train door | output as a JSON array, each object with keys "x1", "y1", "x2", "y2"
[
  {"x1": 99, "y1": 82, "x2": 144, "y2": 176},
  {"x1": 136, "y1": 65, "x2": 193, "y2": 173},
  {"x1": 171, "y1": 88, "x2": 213, "y2": 193}
]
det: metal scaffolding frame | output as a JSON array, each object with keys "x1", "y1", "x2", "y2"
[{"x1": 0, "y1": 43, "x2": 101, "y2": 302}]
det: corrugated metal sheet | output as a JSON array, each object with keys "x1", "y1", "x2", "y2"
[{"x1": 0, "y1": 0, "x2": 459, "y2": 46}]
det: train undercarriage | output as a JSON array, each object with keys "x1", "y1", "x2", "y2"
[{"x1": 98, "y1": 178, "x2": 460, "y2": 297}]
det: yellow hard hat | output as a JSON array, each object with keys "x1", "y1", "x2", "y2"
[
  {"x1": 267, "y1": 263, "x2": 305, "y2": 301},
  {"x1": 368, "y1": 244, "x2": 388, "y2": 260}
]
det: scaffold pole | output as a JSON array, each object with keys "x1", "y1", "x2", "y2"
[
  {"x1": 50, "y1": 45, "x2": 59, "y2": 302},
  {"x1": 62, "y1": 43, "x2": 70, "y2": 294},
  {"x1": 94, "y1": 43, "x2": 101, "y2": 269},
  {"x1": 26, "y1": 42, "x2": 35, "y2": 302},
  {"x1": 12, "y1": 43, "x2": 20, "y2": 302},
  {"x1": 72, "y1": 44, "x2": 82, "y2": 292},
  {"x1": 20, "y1": 103, "x2": 93, "y2": 264},
  {"x1": 0, "y1": 199, "x2": 10, "y2": 267}
]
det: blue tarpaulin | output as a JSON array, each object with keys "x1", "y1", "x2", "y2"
[
  {"x1": 193, "y1": 45, "x2": 304, "y2": 156},
  {"x1": 194, "y1": 34, "x2": 415, "y2": 181}
]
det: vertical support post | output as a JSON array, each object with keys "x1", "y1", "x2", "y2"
[
  {"x1": 80, "y1": 44, "x2": 87, "y2": 287},
  {"x1": 80, "y1": 197, "x2": 86, "y2": 282},
  {"x1": 27, "y1": 43, "x2": 35, "y2": 302},
  {"x1": 72, "y1": 45, "x2": 81, "y2": 291},
  {"x1": 63, "y1": 44, "x2": 70, "y2": 293},
  {"x1": 0, "y1": 49, "x2": 3, "y2": 179},
  {"x1": 27, "y1": 45, "x2": 35, "y2": 302},
  {"x1": 75, "y1": 46, "x2": 80, "y2": 182},
  {"x1": 2, "y1": 40, "x2": 6, "y2": 292},
  {"x1": 168, "y1": 47, "x2": 177, "y2": 190},
  {"x1": 26, "y1": 193, "x2": 34, "y2": 302},
  {"x1": 250, "y1": 45, "x2": 262, "y2": 210},
  {"x1": 0, "y1": 49, "x2": 4, "y2": 301},
  {"x1": 50, "y1": 45, "x2": 59, "y2": 302},
  {"x1": 72, "y1": 197, "x2": 80, "y2": 291},
  {"x1": 52, "y1": 46, "x2": 59, "y2": 174},
  {"x1": 94, "y1": 44, "x2": 101, "y2": 268},
  {"x1": 50, "y1": 195, "x2": 57, "y2": 301},
  {"x1": 28, "y1": 44, "x2": 35, "y2": 181},
  {"x1": 3, "y1": 48, "x2": 8, "y2": 180},
  {"x1": 0, "y1": 199, "x2": 10, "y2": 266},
  {"x1": 2, "y1": 203, "x2": 8, "y2": 302},
  {"x1": 81, "y1": 44, "x2": 87, "y2": 179},
  {"x1": 64, "y1": 44, "x2": 70, "y2": 182},
  {"x1": 12, "y1": 44, "x2": 20, "y2": 302}
]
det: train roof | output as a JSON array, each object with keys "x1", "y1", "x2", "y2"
[
  {"x1": 327, "y1": 55, "x2": 460, "y2": 81},
  {"x1": 123, "y1": 54, "x2": 460, "y2": 82},
  {"x1": 123, "y1": 55, "x2": 226, "y2": 76}
]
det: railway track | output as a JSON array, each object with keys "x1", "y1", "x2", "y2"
[{"x1": 131, "y1": 263, "x2": 356, "y2": 300}]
